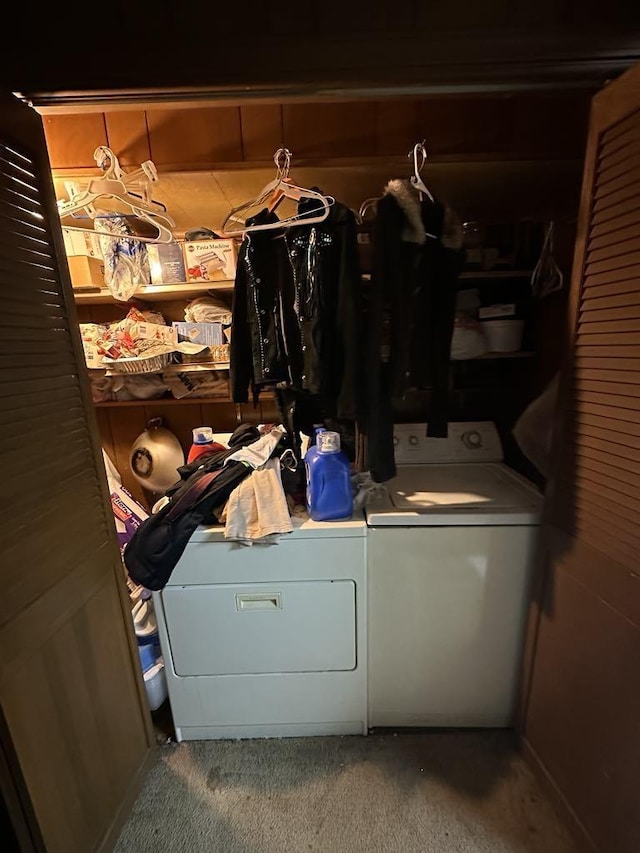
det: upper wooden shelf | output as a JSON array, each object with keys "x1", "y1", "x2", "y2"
[
  {"x1": 459, "y1": 269, "x2": 533, "y2": 280},
  {"x1": 73, "y1": 281, "x2": 234, "y2": 304}
]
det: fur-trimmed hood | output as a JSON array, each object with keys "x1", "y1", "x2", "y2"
[{"x1": 383, "y1": 179, "x2": 463, "y2": 250}]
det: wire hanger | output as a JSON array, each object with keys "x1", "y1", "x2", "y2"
[
  {"x1": 58, "y1": 147, "x2": 176, "y2": 244},
  {"x1": 409, "y1": 140, "x2": 435, "y2": 204},
  {"x1": 220, "y1": 148, "x2": 335, "y2": 237}
]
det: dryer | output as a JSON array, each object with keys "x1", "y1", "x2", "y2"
[
  {"x1": 154, "y1": 516, "x2": 367, "y2": 741},
  {"x1": 366, "y1": 421, "x2": 543, "y2": 729}
]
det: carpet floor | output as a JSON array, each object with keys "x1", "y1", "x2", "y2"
[{"x1": 114, "y1": 731, "x2": 579, "y2": 853}]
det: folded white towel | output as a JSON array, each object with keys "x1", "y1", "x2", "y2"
[{"x1": 223, "y1": 459, "x2": 293, "y2": 546}]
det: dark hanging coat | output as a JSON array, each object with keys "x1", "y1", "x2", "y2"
[
  {"x1": 230, "y1": 198, "x2": 364, "y2": 443},
  {"x1": 364, "y1": 179, "x2": 464, "y2": 483}
]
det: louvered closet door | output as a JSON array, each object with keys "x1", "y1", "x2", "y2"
[
  {"x1": 0, "y1": 95, "x2": 152, "y2": 852},
  {"x1": 522, "y1": 66, "x2": 640, "y2": 853}
]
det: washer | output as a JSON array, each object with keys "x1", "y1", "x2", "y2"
[{"x1": 366, "y1": 421, "x2": 543, "y2": 729}]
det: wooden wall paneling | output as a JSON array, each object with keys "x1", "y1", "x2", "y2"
[
  {"x1": 200, "y1": 401, "x2": 242, "y2": 432},
  {"x1": 513, "y1": 94, "x2": 591, "y2": 160},
  {"x1": 415, "y1": 96, "x2": 515, "y2": 159},
  {"x1": 240, "y1": 105, "x2": 283, "y2": 161},
  {"x1": 259, "y1": 395, "x2": 282, "y2": 425},
  {"x1": 282, "y1": 102, "x2": 377, "y2": 158},
  {"x1": 143, "y1": 402, "x2": 202, "y2": 458},
  {"x1": 104, "y1": 111, "x2": 151, "y2": 166},
  {"x1": 374, "y1": 100, "x2": 418, "y2": 156},
  {"x1": 95, "y1": 407, "x2": 116, "y2": 470},
  {"x1": 146, "y1": 107, "x2": 243, "y2": 169},
  {"x1": 42, "y1": 114, "x2": 108, "y2": 170}
]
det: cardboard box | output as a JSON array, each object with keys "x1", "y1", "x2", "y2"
[
  {"x1": 110, "y1": 485, "x2": 149, "y2": 557},
  {"x1": 147, "y1": 242, "x2": 186, "y2": 285},
  {"x1": 63, "y1": 228, "x2": 103, "y2": 258},
  {"x1": 68, "y1": 255, "x2": 105, "y2": 288},
  {"x1": 172, "y1": 322, "x2": 224, "y2": 347},
  {"x1": 133, "y1": 322, "x2": 178, "y2": 346},
  {"x1": 183, "y1": 239, "x2": 237, "y2": 282}
]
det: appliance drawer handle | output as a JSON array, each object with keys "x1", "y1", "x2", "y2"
[{"x1": 235, "y1": 592, "x2": 282, "y2": 611}]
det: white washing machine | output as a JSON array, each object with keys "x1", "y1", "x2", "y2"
[{"x1": 366, "y1": 421, "x2": 543, "y2": 729}]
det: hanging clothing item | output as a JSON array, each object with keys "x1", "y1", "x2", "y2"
[
  {"x1": 230, "y1": 197, "x2": 364, "y2": 431},
  {"x1": 365, "y1": 180, "x2": 464, "y2": 483}
]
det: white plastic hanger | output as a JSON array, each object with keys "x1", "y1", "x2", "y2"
[
  {"x1": 409, "y1": 140, "x2": 435, "y2": 204},
  {"x1": 220, "y1": 148, "x2": 334, "y2": 237},
  {"x1": 58, "y1": 147, "x2": 176, "y2": 243}
]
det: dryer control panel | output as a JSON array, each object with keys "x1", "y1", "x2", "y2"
[{"x1": 393, "y1": 421, "x2": 503, "y2": 465}]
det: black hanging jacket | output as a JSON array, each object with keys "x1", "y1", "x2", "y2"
[
  {"x1": 230, "y1": 197, "x2": 363, "y2": 424},
  {"x1": 365, "y1": 179, "x2": 464, "y2": 483}
]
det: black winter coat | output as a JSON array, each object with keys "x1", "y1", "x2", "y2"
[
  {"x1": 230, "y1": 198, "x2": 363, "y2": 425},
  {"x1": 365, "y1": 179, "x2": 464, "y2": 483}
]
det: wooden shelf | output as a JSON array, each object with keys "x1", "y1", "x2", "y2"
[
  {"x1": 73, "y1": 280, "x2": 234, "y2": 304},
  {"x1": 95, "y1": 396, "x2": 232, "y2": 407},
  {"x1": 454, "y1": 351, "x2": 535, "y2": 361},
  {"x1": 96, "y1": 361, "x2": 230, "y2": 376},
  {"x1": 459, "y1": 270, "x2": 533, "y2": 280},
  {"x1": 361, "y1": 270, "x2": 532, "y2": 283}
]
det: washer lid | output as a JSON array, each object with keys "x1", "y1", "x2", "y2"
[{"x1": 366, "y1": 463, "x2": 543, "y2": 526}]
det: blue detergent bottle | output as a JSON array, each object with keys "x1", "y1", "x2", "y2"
[{"x1": 305, "y1": 430, "x2": 353, "y2": 522}]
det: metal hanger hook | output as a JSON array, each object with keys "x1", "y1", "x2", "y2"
[
  {"x1": 273, "y1": 147, "x2": 292, "y2": 180},
  {"x1": 409, "y1": 140, "x2": 427, "y2": 178}
]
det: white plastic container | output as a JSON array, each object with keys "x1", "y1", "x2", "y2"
[
  {"x1": 481, "y1": 319, "x2": 524, "y2": 352},
  {"x1": 144, "y1": 658, "x2": 168, "y2": 711}
]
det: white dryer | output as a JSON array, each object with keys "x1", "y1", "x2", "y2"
[
  {"x1": 366, "y1": 421, "x2": 543, "y2": 729},
  {"x1": 154, "y1": 516, "x2": 367, "y2": 741}
]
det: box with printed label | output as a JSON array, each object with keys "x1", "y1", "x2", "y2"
[
  {"x1": 63, "y1": 228, "x2": 103, "y2": 258},
  {"x1": 172, "y1": 322, "x2": 224, "y2": 347},
  {"x1": 183, "y1": 239, "x2": 237, "y2": 282},
  {"x1": 148, "y1": 242, "x2": 187, "y2": 284},
  {"x1": 133, "y1": 322, "x2": 178, "y2": 346}
]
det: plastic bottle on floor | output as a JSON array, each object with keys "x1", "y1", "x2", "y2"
[{"x1": 305, "y1": 430, "x2": 353, "y2": 522}]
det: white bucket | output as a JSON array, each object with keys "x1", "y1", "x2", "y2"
[{"x1": 481, "y1": 319, "x2": 524, "y2": 353}]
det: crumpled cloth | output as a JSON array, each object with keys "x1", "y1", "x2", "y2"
[
  {"x1": 222, "y1": 459, "x2": 293, "y2": 546},
  {"x1": 223, "y1": 425, "x2": 286, "y2": 469}
]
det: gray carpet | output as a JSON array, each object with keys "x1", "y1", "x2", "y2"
[{"x1": 114, "y1": 732, "x2": 579, "y2": 853}]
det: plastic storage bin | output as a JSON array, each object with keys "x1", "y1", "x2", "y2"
[{"x1": 481, "y1": 319, "x2": 524, "y2": 352}]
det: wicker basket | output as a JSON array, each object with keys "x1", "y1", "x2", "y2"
[{"x1": 102, "y1": 352, "x2": 173, "y2": 374}]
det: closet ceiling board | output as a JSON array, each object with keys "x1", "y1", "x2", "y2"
[
  {"x1": 42, "y1": 114, "x2": 108, "y2": 169},
  {"x1": 0, "y1": 96, "x2": 151, "y2": 853},
  {"x1": 104, "y1": 111, "x2": 151, "y2": 167},
  {"x1": 315, "y1": 0, "x2": 391, "y2": 31},
  {"x1": 146, "y1": 107, "x2": 243, "y2": 168}
]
